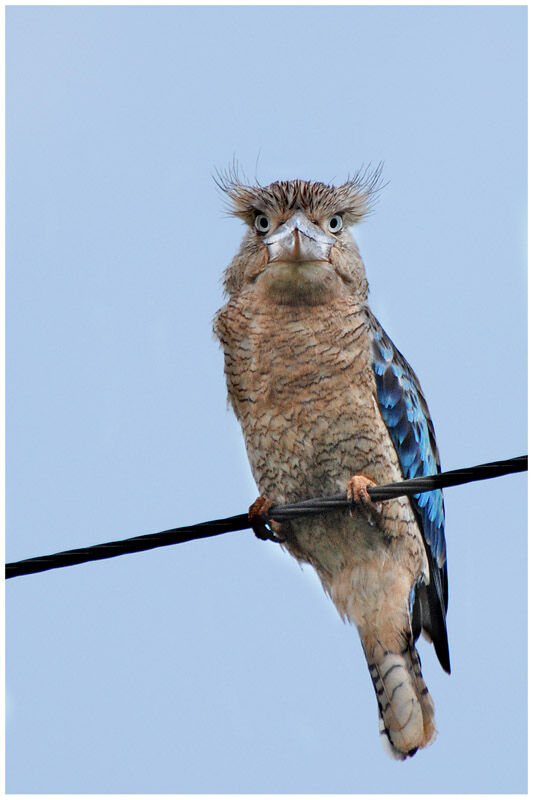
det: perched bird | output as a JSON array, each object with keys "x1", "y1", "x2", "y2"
[{"x1": 213, "y1": 168, "x2": 450, "y2": 760}]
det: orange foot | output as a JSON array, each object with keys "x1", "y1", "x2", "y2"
[
  {"x1": 248, "y1": 496, "x2": 286, "y2": 543},
  {"x1": 346, "y1": 474, "x2": 383, "y2": 526}
]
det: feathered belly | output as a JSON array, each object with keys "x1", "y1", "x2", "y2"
[
  {"x1": 238, "y1": 370, "x2": 424, "y2": 581},
  {"x1": 241, "y1": 377, "x2": 403, "y2": 506},
  {"x1": 217, "y1": 298, "x2": 426, "y2": 590}
]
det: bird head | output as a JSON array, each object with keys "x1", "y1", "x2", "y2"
[{"x1": 217, "y1": 167, "x2": 383, "y2": 306}]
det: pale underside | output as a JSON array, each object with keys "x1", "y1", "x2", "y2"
[{"x1": 215, "y1": 290, "x2": 429, "y2": 651}]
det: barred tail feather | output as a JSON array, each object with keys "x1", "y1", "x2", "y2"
[{"x1": 367, "y1": 643, "x2": 436, "y2": 760}]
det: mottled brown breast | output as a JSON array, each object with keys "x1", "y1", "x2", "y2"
[
  {"x1": 215, "y1": 290, "x2": 426, "y2": 585},
  {"x1": 215, "y1": 292, "x2": 400, "y2": 502}
]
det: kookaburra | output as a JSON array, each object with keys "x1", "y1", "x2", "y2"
[{"x1": 214, "y1": 169, "x2": 449, "y2": 759}]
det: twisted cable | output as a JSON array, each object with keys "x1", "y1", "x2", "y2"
[{"x1": 5, "y1": 455, "x2": 526, "y2": 580}]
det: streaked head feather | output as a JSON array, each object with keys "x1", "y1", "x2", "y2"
[{"x1": 214, "y1": 163, "x2": 385, "y2": 227}]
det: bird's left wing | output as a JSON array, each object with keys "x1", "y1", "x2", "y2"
[{"x1": 368, "y1": 310, "x2": 450, "y2": 673}]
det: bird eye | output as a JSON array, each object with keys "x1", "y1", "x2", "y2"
[
  {"x1": 327, "y1": 214, "x2": 343, "y2": 233},
  {"x1": 254, "y1": 213, "x2": 271, "y2": 234}
]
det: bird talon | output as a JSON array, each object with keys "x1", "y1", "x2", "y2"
[
  {"x1": 347, "y1": 474, "x2": 382, "y2": 524},
  {"x1": 248, "y1": 496, "x2": 286, "y2": 543}
]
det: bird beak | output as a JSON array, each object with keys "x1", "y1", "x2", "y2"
[{"x1": 263, "y1": 211, "x2": 336, "y2": 264}]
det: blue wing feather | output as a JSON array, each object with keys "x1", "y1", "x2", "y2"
[
  {"x1": 370, "y1": 317, "x2": 446, "y2": 565},
  {"x1": 369, "y1": 311, "x2": 450, "y2": 672}
]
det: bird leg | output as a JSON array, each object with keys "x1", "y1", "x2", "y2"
[
  {"x1": 347, "y1": 475, "x2": 383, "y2": 526},
  {"x1": 248, "y1": 496, "x2": 286, "y2": 543}
]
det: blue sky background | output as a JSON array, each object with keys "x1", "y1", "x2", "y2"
[{"x1": 6, "y1": 5, "x2": 527, "y2": 794}]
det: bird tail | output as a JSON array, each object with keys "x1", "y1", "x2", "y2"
[{"x1": 365, "y1": 640, "x2": 436, "y2": 760}]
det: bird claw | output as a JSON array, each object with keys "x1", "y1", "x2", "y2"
[
  {"x1": 346, "y1": 475, "x2": 383, "y2": 526},
  {"x1": 248, "y1": 496, "x2": 286, "y2": 543}
]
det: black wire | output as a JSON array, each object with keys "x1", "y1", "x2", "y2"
[
  {"x1": 270, "y1": 455, "x2": 528, "y2": 518},
  {"x1": 5, "y1": 455, "x2": 527, "y2": 580}
]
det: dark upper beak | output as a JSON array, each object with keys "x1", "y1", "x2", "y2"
[{"x1": 263, "y1": 211, "x2": 336, "y2": 264}]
